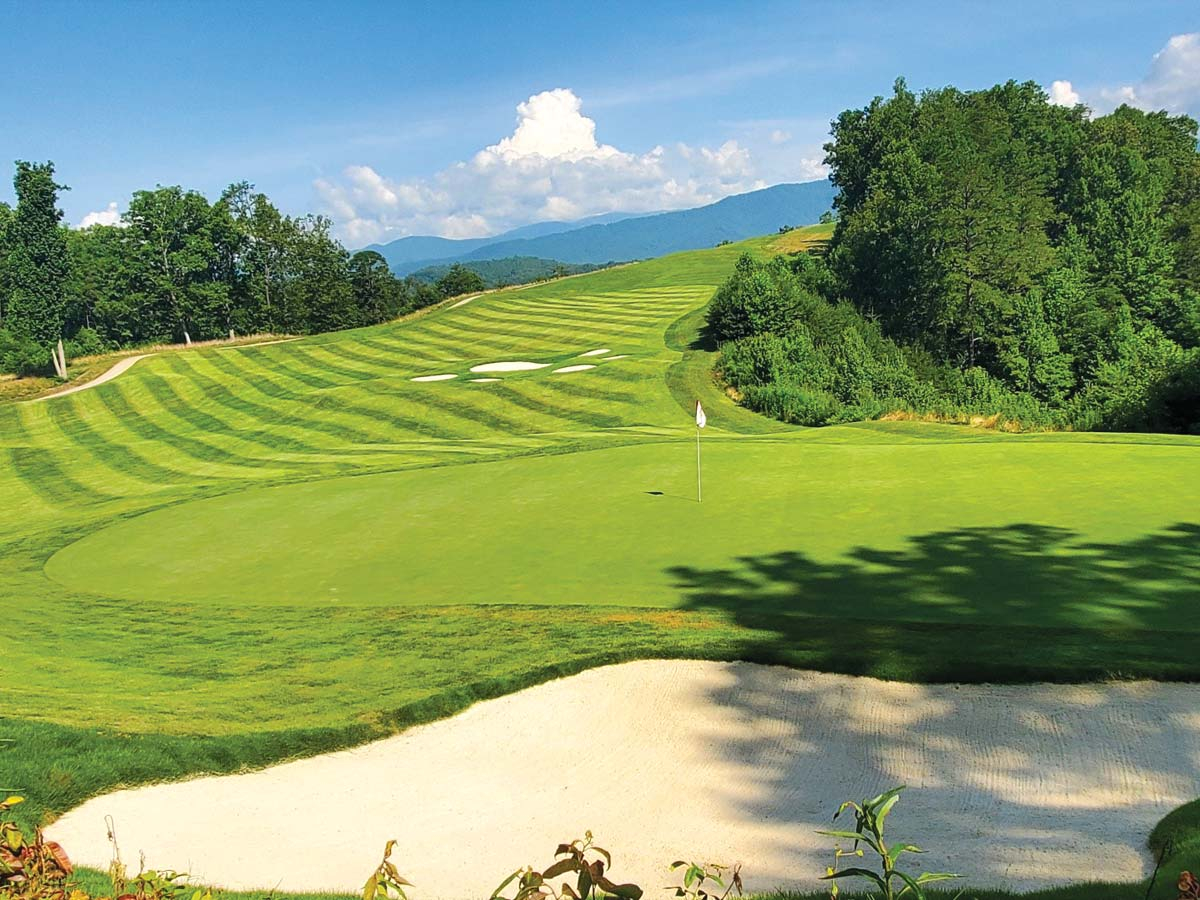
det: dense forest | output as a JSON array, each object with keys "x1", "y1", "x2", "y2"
[
  {"x1": 0, "y1": 165, "x2": 488, "y2": 377},
  {"x1": 712, "y1": 80, "x2": 1200, "y2": 433}
]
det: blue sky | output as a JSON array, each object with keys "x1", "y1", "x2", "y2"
[{"x1": 1, "y1": 0, "x2": 1197, "y2": 245}]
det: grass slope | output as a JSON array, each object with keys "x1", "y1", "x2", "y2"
[{"x1": 1, "y1": 228, "x2": 1198, "y2": 897}]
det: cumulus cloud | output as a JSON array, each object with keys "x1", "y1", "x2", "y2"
[
  {"x1": 1048, "y1": 80, "x2": 1081, "y2": 107},
  {"x1": 1102, "y1": 32, "x2": 1200, "y2": 112},
  {"x1": 78, "y1": 202, "x2": 124, "y2": 228},
  {"x1": 769, "y1": 129, "x2": 791, "y2": 144},
  {"x1": 315, "y1": 88, "x2": 813, "y2": 244},
  {"x1": 1053, "y1": 33, "x2": 1200, "y2": 115}
]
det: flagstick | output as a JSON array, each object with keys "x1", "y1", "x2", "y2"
[{"x1": 696, "y1": 425, "x2": 702, "y2": 503}]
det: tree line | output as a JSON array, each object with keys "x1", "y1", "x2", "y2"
[
  {"x1": 0, "y1": 164, "x2": 486, "y2": 377},
  {"x1": 711, "y1": 80, "x2": 1200, "y2": 433}
]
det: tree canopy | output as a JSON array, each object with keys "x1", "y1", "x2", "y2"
[{"x1": 712, "y1": 80, "x2": 1200, "y2": 434}]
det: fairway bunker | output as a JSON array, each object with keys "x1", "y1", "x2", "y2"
[
  {"x1": 48, "y1": 660, "x2": 1199, "y2": 897},
  {"x1": 469, "y1": 361, "x2": 549, "y2": 372},
  {"x1": 552, "y1": 364, "x2": 596, "y2": 373},
  {"x1": 410, "y1": 374, "x2": 458, "y2": 382},
  {"x1": 579, "y1": 348, "x2": 610, "y2": 356}
]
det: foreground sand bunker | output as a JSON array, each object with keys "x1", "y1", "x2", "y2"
[{"x1": 48, "y1": 661, "x2": 1200, "y2": 897}]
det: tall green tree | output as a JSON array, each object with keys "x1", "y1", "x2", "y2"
[
  {"x1": 0, "y1": 201, "x2": 12, "y2": 327},
  {"x1": 124, "y1": 186, "x2": 229, "y2": 342},
  {"x1": 6, "y1": 161, "x2": 70, "y2": 348}
]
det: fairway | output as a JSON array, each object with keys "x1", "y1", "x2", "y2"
[{"x1": 47, "y1": 437, "x2": 1200, "y2": 623}]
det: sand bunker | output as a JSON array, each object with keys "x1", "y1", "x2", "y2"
[
  {"x1": 47, "y1": 660, "x2": 1199, "y2": 898},
  {"x1": 579, "y1": 348, "x2": 610, "y2": 357},
  {"x1": 410, "y1": 374, "x2": 458, "y2": 382},
  {"x1": 470, "y1": 378, "x2": 500, "y2": 383},
  {"x1": 469, "y1": 362, "x2": 549, "y2": 373},
  {"x1": 603, "y1": 355, "x2": 629, "y2": 360},
  {"x1": 552, "y1": 365, "x2": 596, "y2": 374}
]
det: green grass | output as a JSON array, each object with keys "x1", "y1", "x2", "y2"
[
  {"x1": 64, "y1": 867, "x2": 1152, "y2": 900},
  {"x1": 1, "y1": 234, "x2": 1198, "y2": 898}
]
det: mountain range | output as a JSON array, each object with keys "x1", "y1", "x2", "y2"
[{"x1": 365, "y1": 180, "x2": 835, "y2": 275}]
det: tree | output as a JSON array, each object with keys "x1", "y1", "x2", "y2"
[
  {"x1": 349, "y1": 250, "x2": 402, "y2": 325},
  {"x1": 124, "y1": 186, "x2": 228, "y2": 343},
  {"x1": 0, "y1": 202, "x2": 12, "y2": 325},
  {"x1": 6, "y1": 162, "x2": 70, "y2": 363},
  {"x1": 435, "y1": 263, "x2": 484, "y2": 299},
  {"x1": 281, "y1": 215, "x2": 355, "y2": 333},
  {"x1": 707, "y1": 253, "x2": 810, "y2": 342}
]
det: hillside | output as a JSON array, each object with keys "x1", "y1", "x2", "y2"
[{"x1": 374, "y1": 181, "x2": 835, "y2": 274}]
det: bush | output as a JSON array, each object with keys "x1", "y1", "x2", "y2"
[
  {"x1": 0, "y1": 330, "x2": 53, "y2": 378},
  {"x1": 64, "y1": 327, "x2": 110, "y2": 359},
  {"x1": 707, "y1": 254, "x2": 815, "y2": 342}
]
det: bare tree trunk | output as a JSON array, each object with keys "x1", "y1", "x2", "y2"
[
  {"x1": 183, "y1": 330, "x2": 192, "y2": 346},
  {"x1": 51, "y1": 340, "x2": 66, "y2": 378}
]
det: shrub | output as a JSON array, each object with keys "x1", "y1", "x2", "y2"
[
  {"x1": 0, "y1": 330, "x2": 53, "y2": 378},
  {"x1": 64, "y1": 327, "x2": 110, "y2": 359}
]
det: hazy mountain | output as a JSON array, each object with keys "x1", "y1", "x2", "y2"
[
  {"x1": 363, "y1": 210, "x2": 647, "y2": 269},
  {"x1": 370, "y1": 180, "x2": 835, "y2": 275}
]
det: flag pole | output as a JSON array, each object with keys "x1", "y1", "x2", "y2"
[{"x1": 696, "y1": 424, "x2": 702, "y2": 503}]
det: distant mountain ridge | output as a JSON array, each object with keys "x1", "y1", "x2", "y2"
[
  {"x1": 364, "y1": 210, "x2": 647, "y2": 270},
  {"x1": 368, "y1": 181, "x2": 835, "y2": 275}
]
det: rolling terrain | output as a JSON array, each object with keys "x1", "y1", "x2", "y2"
[{"x1": 1, "y1": 227, "x2": 1198, "y2": 890}]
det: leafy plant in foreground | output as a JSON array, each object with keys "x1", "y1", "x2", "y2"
[
  {"x1": 819, "y1": 786, "x2": 960, "y2": 900},
  {"x1": 0, "y1": 795, "x2": 73, "y2": 899},
  {"x1": 362, "y1": 840, "x2": 412, "y2": 900},
  {"x1": 492, "y1": 832, "x2": 643, "y2": 900},
  {"x1": 667, "y1": 861, "x2": 742, "y2": 900}
]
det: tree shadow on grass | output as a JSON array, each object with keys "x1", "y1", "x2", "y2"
[
  {"x1": 668, "y1": 522, "x2": 1200, "y2": 683},
  {"x1": 662, "y1": 523, "x2": 1200, "y2": 892}
]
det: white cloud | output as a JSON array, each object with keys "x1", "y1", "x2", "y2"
[
  {"x1": 1052, "y1": 32, "x2": 1200, "y2": 116},
  {"x1": 769, "y1": 129, "x2": 791, "y2": 144},
  {"x1": 315, "y1": 88, "x2": 813, "y2": 245},
  {"x1": 1102, "y1": 33, "x2": 1200, "y2": 113},
  {"x1": 1048, "y1": 80, "x2": 1081, "y2": 107},
  {"x1": 797, "y1": 157, "x2": 830, "y2": 181},
  {"x1": 78, "y1": 202, "x2": 124, "y2": 228}
]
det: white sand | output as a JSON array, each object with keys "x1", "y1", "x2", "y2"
[
  {"x1": 46, "y1": 661, "x2": 1200, "y2": 898},
  {"x1": 470, "y1": 378, "x2": 500, "y2": 383},
  {"x1": 552, "y1": 365, "x2": 596, "y2": 374},
  {"x1": 579, "y1": 348, "x2": 610, "y2": 357},
  {"x1": 410, "y1": 374, "x2": 458, "y2": 382},
  {"x1": 469, "y1": 362, "x2": 550, "y2": 373},
  {"x1": 604, "y1": 355, "x2": 629, "y2": 360}
]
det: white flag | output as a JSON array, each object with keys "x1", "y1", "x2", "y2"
[{"x1": 695, "y1": 401, "x2": 707, "y2": 429}]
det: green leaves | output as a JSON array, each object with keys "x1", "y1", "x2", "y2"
[
  {"x1": 492, "y1": 833, "x2": 642, "y2": 900},
  {"x1": 667, "y1": 860, "x2": 740, "y2": 900},
  {"x1": 362, "y1": 838, "x2": 412, "y2": 900},
  {"x1": 820, "y1": 786, "x2": 962, "y2": 900}
]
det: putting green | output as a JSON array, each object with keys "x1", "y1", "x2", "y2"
[{"x1": 47, "y1": 435, "x2": 1200, "y2": 628}]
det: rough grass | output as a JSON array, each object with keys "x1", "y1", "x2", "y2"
[
  {"x1": 1, "y1": 236, "x2": 1198, "y2": 898},
  {"x1": 765, "y1": 221, "x2": 835, "y2": 254}
]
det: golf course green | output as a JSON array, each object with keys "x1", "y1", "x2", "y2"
[
  {"x1": 2, "y1": 229, "x2": 1199, "y2": 898},
  {"x1": 46, "y1": 437, "x2": 1199, "y2": 623}
]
